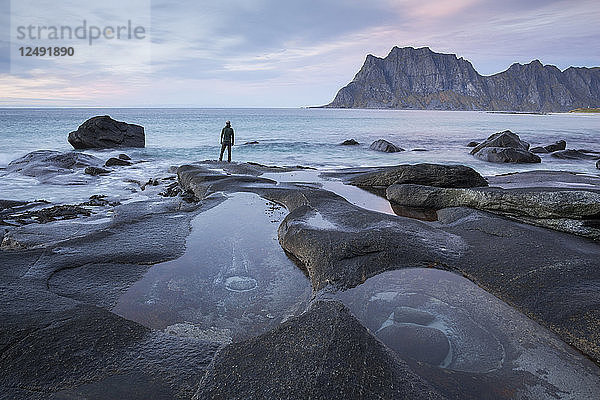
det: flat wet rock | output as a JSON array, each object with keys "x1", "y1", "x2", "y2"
[
  {"x1": 0, "y1": 192, "x2": 227, "y2": 399},
  {"x1": 113, "y1": 192, "x2": 311, "y2": 342},
  {"x1": 327, "y1": 268, "x2": 600, "y2": 399},
  {"x1": 195, "y1": 300, "x2": 447, "y2": 400}
]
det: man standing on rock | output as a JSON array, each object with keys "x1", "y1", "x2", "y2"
[{"x1": 219, "y1": 121, "x2": 235, "y2": 162}]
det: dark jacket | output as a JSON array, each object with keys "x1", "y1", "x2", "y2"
[{"x1": 221, "y1": 126, "x2": 234, "y2": 145}]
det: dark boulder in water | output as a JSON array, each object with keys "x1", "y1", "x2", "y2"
[
  {"x1": 532, "y1": 141, "x2": 566, "y2": 153},
  {"x1": 473, "y1": 147, "x2": 541, "y2": 163},
  {"x1": 597, "y1": 160, "x2": 600, "y2": 169},
  {"x1": 470, "y1": 130, "x2": 530, "y2": 155},
  {"x1": 68, "y1": 116, "x2": 145, "y2": 149},
  {"x1": 105, "y1": 157, "x2": 132, "y2": 167},
  {"x1": 370, "y1": 139, "x2": 404, "y2": 153},
  {"x1": 340, "y1": 139, "x2": 360, "y2": 145},
  {"x1": 118, "y1": 153, "x2": 132, "y2": 160},
  {"x1": 243, "y1": 141, "x2": 259, "y2": 145},
  {"x1": 551, "y1": 149, "x2": 600, "y2": 160},
  {"x1": 470, "y1": 131, "x2": 540, "y2": 163},
  {"x1": 84, "y1": 166, "x2": 111, "y2": 176},
  {"x1": 466, "y1": 141, "x2": 480, "y2": 147},
  {"x1": 544, "y1": 140, "x2": 566, "y2": 152},
  {"x1": 350, "y1": 163, "x2": 488, "y2": 189}
]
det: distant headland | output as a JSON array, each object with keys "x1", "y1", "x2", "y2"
[{"x1": 320, "y1": 46, "x2": 600, "y2": 113}]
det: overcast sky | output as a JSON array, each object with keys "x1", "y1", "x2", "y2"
[{"x1": 1, "y1": 0, "x2": 599, "y2": 107}]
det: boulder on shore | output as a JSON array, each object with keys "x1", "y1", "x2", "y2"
[
  {"x1": 350, "y1": 163, "x2": 488, "y2": 189},
  {"x1": 340, "y1": 139, "x2": 360, "y2": 145},
  {"x1": 68, "y1": 116, "x2": 145, "y2": 149},
  {"x1": 370, "y1": 139, "x2": 404, "y2": 153}
]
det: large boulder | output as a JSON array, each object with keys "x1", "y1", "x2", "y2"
[
  {"x1": 340, "y1": 139, "x2": 360, "y2": 145},
  {"x1": 370, "y1": 139, "x2": 404, "y2": 153},
  {"x1": 470, "y1": 130, "x2": 530, "y2": 155},
  {"x1": 473, "y1": 147, "x2": 541, "y2": 163},
  {"x1": 471, "y1": 131, "x2": 542, "y2": 163},
  {"x1": 68, "y1": 116, "x2": 145, "y2": 149},
  {"x1": 350, "y1": 163, "x2": 488, "y2": 189},
  {"x1": 470, "y1": 130, "x2": 540, "y2": 163},
  {"x1": 551, "y1": 150, "x2": 600, "y2": 160}
]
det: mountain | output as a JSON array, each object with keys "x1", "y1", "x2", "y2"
[{"x1": 324, "y1": 46, "x2": 600, "y2": 112}]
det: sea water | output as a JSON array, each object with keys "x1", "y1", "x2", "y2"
[{"x1": 0, "y1": 108, "x2": 598, "y2": 203}]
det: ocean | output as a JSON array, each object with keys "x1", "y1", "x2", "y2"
[{"x1": 1, "y1": 108, "x2": 598, "y2": 203}]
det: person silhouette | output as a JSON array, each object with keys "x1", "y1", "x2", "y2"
[{"x1": 219, "y1": 120, "x2": 235, "y2": 162}]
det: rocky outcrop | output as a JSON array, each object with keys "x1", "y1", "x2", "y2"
[
  {"x1": 349, "y1": 163, "x2": 488, "y2": 189},
  {"x1": 324, "y1": 46, "x2": 600, "y2": 112},
  {"x1": 470, "y1": 131, "x2": 540, "y2": 163},
  {"x1": 340, "y1": 139, "x2": 360, "y2": 145},
  {"x1": 68, "y1": 116, "x2": 145, "y2": 149},
  {"x1": 370, "y1": 139, "x2": 404, "y2": 152},
  {"x1": 386, "y1": 184, "x2": 600, "y2": 220},
  {"x1": 5, "y1": 150, "x2": 102, "y2": 180}
]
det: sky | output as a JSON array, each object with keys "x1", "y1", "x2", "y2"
[{"x1": 0, "y1": 0, "x2": 599, "y2": 107}]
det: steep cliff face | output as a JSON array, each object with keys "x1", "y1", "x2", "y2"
[{"x1": 325, "y1": 47, "x2": 600, "y2": 112}]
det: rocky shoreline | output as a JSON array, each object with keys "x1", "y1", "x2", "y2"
[{"x1": 1, "y1": 151, "x2": 600, "y2": 399}]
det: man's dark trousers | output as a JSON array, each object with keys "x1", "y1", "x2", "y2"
[{"x1": 219, "y1": 142, "x2": 232, "y2": 162}]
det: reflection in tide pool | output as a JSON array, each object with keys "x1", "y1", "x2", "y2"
[
  {"x1": 324, "y1": 268, "x2": 600, "y2": 398},
  {"x1": 113, "y1": 193, "x2": 312, "y2": 343}
]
